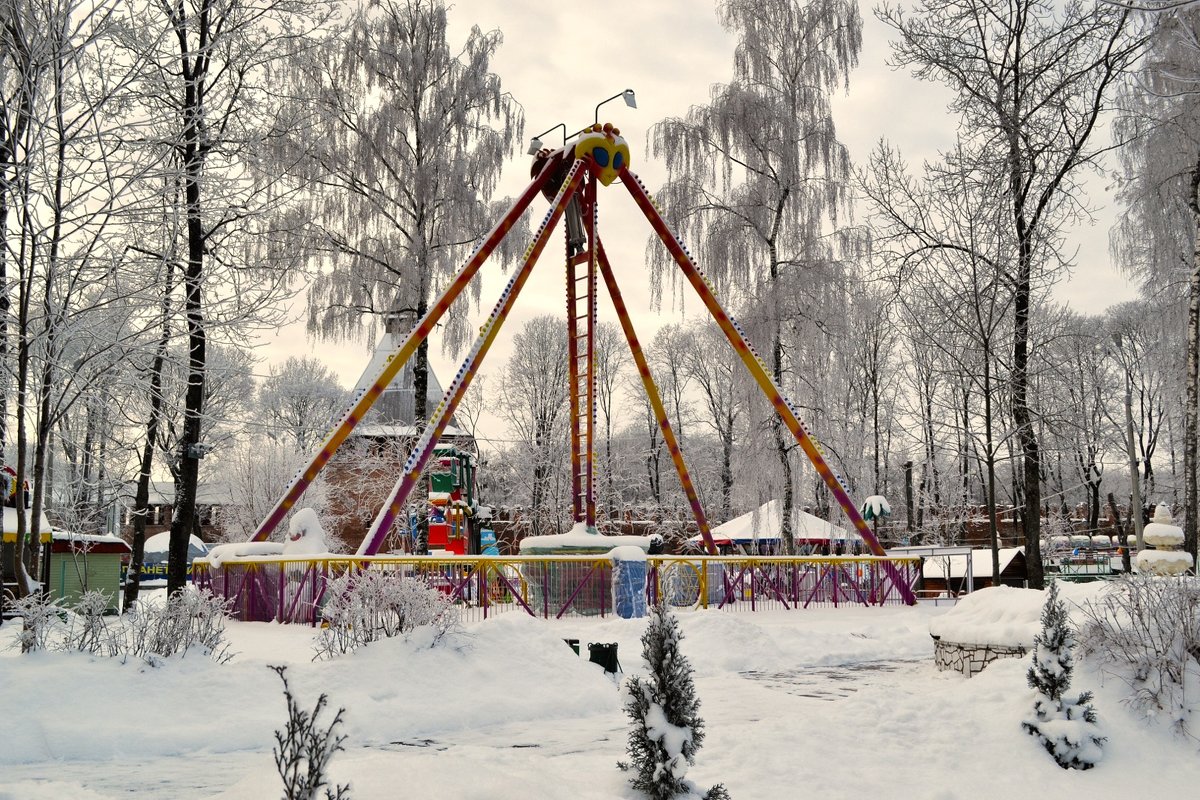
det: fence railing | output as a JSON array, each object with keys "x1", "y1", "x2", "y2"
[{"x1": 192, "y1": 554, "x2": 921, "y2": 625}]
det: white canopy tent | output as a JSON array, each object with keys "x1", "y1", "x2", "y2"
[{"x1": 687, "y1": 499, "x2": 860, "y2": 550}]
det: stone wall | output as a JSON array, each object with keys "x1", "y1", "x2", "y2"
[{"x1": 932, "y1": 636, "x2": 1027, "y2": 678}]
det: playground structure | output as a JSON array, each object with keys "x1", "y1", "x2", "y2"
[{"x1": 245, "y1": 117, "x2": 917, "y2": 607}]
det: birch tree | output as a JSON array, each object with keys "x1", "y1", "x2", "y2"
[
  {"x1": 1112, "y1": 6, "x2": 1200, "y2": 563},
  {"x1": 648, "y1": 0, "x2": 863, "y2": 553},
  {"x1": 280, "y1": 0, "x2": 523, "y2": 434},
  {"x1": 880, "y1": 0, "x2": 1144, "y2": 586}
]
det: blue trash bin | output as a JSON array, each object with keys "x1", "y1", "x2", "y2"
[{"x1": 610, "y1": 546, "x2": 648, "y2": 619}]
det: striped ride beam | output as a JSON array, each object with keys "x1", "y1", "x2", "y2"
[
  {"x1": 595, "y1": 240, "x2": 718, "y2": 556},
  {"x1": 620, "y1": 169, "x2": 916, "y2": 605}
]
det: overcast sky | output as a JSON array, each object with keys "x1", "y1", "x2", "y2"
[{"x1": 254, "y1": 1, "x2": 1139, "y2": 434}]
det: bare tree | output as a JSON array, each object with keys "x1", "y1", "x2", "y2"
[
  {"x1": 259, "y1": 357, "x2": 349, "y2": 452},
  {"x1": 1112, "y1": 6, "x2": 1200, "y2": 563},
  {"x1": 124, "y1": 0, "x2": 331, "y2": 594},
  {"x1": 496, "y1": 315, "x2": 569, "y2": 537},
  {"x1": 880, "y1": 0, "x2": 1145, "y2": 587},
  {"x1": 681, "y1": 322, "x2": 743, "y2": 523}
]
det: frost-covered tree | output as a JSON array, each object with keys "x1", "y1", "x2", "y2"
[
  {"x1": 648, "y1": 0, "x2": 863, "y2": 553},
  {"x1": 260, "y1": 357, "x2": 349, "y2": 452},
  {"x1": 681, "y1": 323, "x2": 743, "y2": 524},
  {"x1": 1023, "y1": 581, "x2": 1104, "y2": 770},
  {"x1": 123, "y1": 0, "x2": 333, "y2": 595},
  {"x1": 496, "y1": 315, "x2": 569, "y2": 537},
  {"x1": 620, "y1": 604, "x2": 728, "y2": 800},
  {"x1": 281, "y1": 0, "x2": 524, "y2": 433},
  {"x1": 1112, "y1": 7, "x2": 1200, "y2": 563}
]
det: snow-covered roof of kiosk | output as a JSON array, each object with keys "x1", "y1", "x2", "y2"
[
  {"x1": 2, "y1": 506, "x2": 53, "y2": 536},
  {"x1": 49, "y1": 529, "x2": 130, "y2": 554},
  {"x1": 920, "y1": 546, "x2": 1025, "y2": 579},
  {"x1": 519, "y1": 522, "x2": 659, "y2": 554},
  {"x1": 687, "y1": 499, "x2": 857, "y2": 545}
]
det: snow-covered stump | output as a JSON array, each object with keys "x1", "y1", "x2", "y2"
[{"x1": 932, "y1": 638, "x2": 1027, "y2": 678}]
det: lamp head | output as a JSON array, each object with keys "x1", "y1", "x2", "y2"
[
  {"x1": 526, "y1": 137, "x2": 544, "y2": 156},
  {"x1": 622, "y1": 89, "x2": 637, "y2": 109}
]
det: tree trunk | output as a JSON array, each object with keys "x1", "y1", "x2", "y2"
[
  {"x1": 413, "y1": 293, "x2": 430, "y2": 430},
  {"x1": 1108, "y1": 492, "x2": 1131, "y2": 574},
  {"x1": 168, "y1": 142, "x2": 206, "y2": 595},
  {"x1": 1185, "y1": 210, "x2": 1200, "y2": 564},
  {"x1": 1125, "y1": 367, "x2": 1146, "y2": 552},
  {"x1": 124, "y1": 293, "x2": 170, "y2": 612},
  {"x1": 1012, "y1": 210, "x2": 1043, "y2": 587}
]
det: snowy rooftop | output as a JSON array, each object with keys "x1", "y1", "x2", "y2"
[
  {"x1": 520, "y1": 522, "x2": 659, "y2": 553},
  {"x1": 921, "y1": 547, "x2": 1024, "y2": 580}
]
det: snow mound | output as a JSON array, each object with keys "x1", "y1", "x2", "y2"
[
  {"x1": 284, "y1": 507, "x2": 330, "y2": 555},
  {"x1": 929, "y1": 585, "x2": 1048, "y2": 647},
  {"x1": 201, "y1": 541, "x2": 284, "y2": 567}
]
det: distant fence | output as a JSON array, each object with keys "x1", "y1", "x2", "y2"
[{"x1": 192, "y1": 554, "x2": 922, "y2": 625}]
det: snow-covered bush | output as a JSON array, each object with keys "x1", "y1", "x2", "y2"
[
  {"x1": 5, "y1": 592, "x2": 64, "y2": 653},
  {"x1": 1022, "y1": 581, "x2": 1104, "y2": 770},
  {"x1": 313, "y1": 570, "x2": 458, "y2": 660},
  {"x1": 270, "y1": 665, "x2": 351, "y2": 800},
  {"x1": 1078, "y1": 575, "x2": 1200, "y2": 737},
  {"x1": 60, "y1": 590, "x2": 118, "y2": 655},
  {"x1": 119, "y1": 587, "x2": 233, "y2": 664},
  {"x1": 619, "y1": 604, "x2": 729, "y2": 800},
  {"x1": 5, "y1": 588, "x2": 232, "y2": 663}
]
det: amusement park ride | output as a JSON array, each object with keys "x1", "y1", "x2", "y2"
[{"x1": 247, "y1": 94, "x2": 916, "y2": 604}]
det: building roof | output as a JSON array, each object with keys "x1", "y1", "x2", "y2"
[
  {"x1": 921, "y1": 547, "x2": 1026, "y2": 579},
  {"x1": 349, "y1": 329, "x2": 463, "y2": 430}
]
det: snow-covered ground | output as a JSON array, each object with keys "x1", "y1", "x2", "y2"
[{"x1": 2, "y1": 600, "x2": 1199, "y2": 799}]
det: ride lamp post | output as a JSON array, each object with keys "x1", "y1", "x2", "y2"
[
  {"x1": 526, "y1": 90, "x2": 638, "y2": 155},
  {"x1": 595, "y1": 88, "x2": 637, "y2": 124},
  {"x1": 526, "y1": 122, "x2": 566, "y2": 156}
]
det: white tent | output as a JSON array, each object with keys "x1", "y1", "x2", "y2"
[{"x1": 688, "y1": 499, "x2": 859, "y2": 546}]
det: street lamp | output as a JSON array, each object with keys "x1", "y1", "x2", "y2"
[
  {"x1": 527, "y1": 122, "x2": 566, "y2": 156},
  {"x1": 595, "y1": 88, "x2": 637, "y2": 125}
]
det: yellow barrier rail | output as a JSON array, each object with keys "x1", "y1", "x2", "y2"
[{"x1": 192, "y1": 554, "x2": 922, "y2": 624}]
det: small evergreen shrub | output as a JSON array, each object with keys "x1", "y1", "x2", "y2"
[
  {"x1": 1022, "y1": 581, "x2": 1104, "y2": 770},
  {"x1": 619, "y1": 604, "x2": 729, "y2": 799},
  {"x1": 270, "y1": 665, "x2": 351, "y2": 800}
]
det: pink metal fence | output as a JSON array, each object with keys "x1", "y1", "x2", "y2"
[{"x1": 192, "y1": 555, "x2": 921, "y2": 625}]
